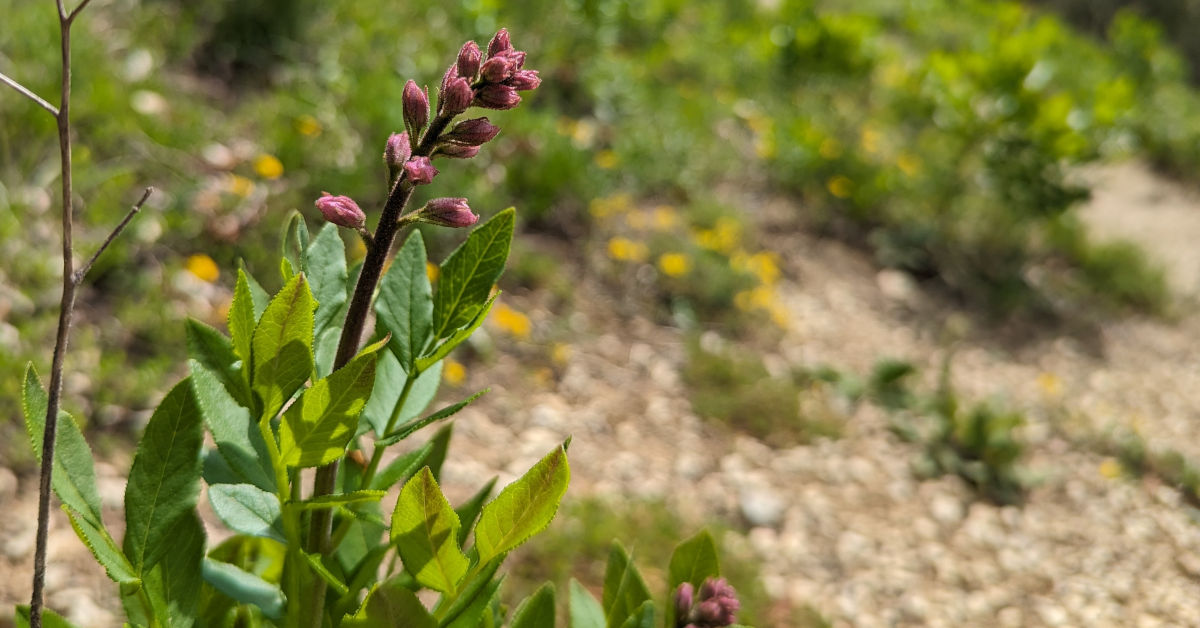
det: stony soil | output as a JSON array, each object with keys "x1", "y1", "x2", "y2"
[{"x1": 4, "y1": 162, "x2": 1200, "y2": 627}]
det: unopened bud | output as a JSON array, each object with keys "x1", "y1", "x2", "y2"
[
  {"x1": 403, "y1": 80, "x2": 429, "y2": 136},
  {"x1": 508, "y1": 69, "x2": 541, "y2": 91},
  {"x1": 480, "y1": 56, "x2": 515, "y2": 83},
  {"x1": 437, "y1": 144, "x2": 481, "y2": 159},
  {"x1": 418, "y1": 197, "x2": 478, "y2": 228},
  {"x1": 385, "y1": 132, "x2": 411, "y2": 166},
  {"x1": 442, "y1": 77, "x2": 473, "y2": 116},
  {"x1": 404, "y1": 156, "x2": 438, "y2": 185},
  {"x1": 487, "y1": 28, "x2": 512, "y2": 57},
  {"x1": 315, "y1": 193, "x2": 365, "y2": 229},
  {"x1": 444, "y1": 117, "x2": 500, "y2": 146},
  {"x1": 457, "y1": 41, "x2": 482, "y2": 79},
  {"x1": 674, "y1": 583, "x2": 694, "y2": 622},
  {"x1": 474, "y1": 84, "x2": 521, "y2": 110}
]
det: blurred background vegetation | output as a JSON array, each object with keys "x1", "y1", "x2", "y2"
[{"x1": 7, "y1": 0, "x2": 1200, "y2": 618}]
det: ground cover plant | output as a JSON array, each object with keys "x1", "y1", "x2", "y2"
[{"x1": 5, "y1": 11, "x2": 751, "y2": 627}]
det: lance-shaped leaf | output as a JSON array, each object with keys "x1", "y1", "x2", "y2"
[
  {"x1": 374, "y1": 389, "x2": 488, "y2": 448},
  {"x1": 201, "y1": 558, "x2": 285, "y2": 621},
  {"x1": 618, "y1": 602, "x2": 656, "y2": 628},
  {"x1": 251, "y1": 273, "x2": 315, "y2": 420},
  {"x1": 510, "y1": 583, "x2": 556, "y2": 628},
  {"x1": 570, "y1": 579, "x2": 605, "y2": 628},
  {"x1": 390, "y1": 467, "x2": 468, "y2": 594},
  {"x1": 123, "y1": 379, "x2": 204, "y2": 574},
  {"x1": 293, "y1": 490, "x2": 385, "y2": 511},
  {"x1": 376, "y1": 230, "x2": 433, "y2": 372},
  {"x1": 415, "y1": 293, "x2": 498, "y2": 373},
  {"x1": 65, "y1": 506, "x2": 139, "y2": 586},
  {"x1": 344, "y1": 577, "x2": 436, "y2": 628},
  {"x1": 278, "y1": 339, "x2": 382, "y2": 467},
  {"x1": 208, "y1": 484, "x2": 284, "y2": 542},
  {"x1": 432, "y1": 208, "x2": 514, "y2": 339},
  {"x1": 186, "y1": 318, "x2": 250, "y2": 407},
  {"x1": 228, "y1": 269, "x2": 259, "y2": 369},
  {"x1": 307, "y1": 224, "x2": 349, "y2": 345},
  {"x1": 190, "y1": 359, "x2": 275, "y2": 491},
  {"x1": 137, "y1": 511, "x2": 206, "y2": 628},
  {"x1": 603, "y1": 542, "x2": 651, "y2": 628},
  {"x1": 360, "y1": 352, "x2": 442, "y2": 437},
  {"x1": 369, "y1": 438, "x2": 437, "y2": 491},
  {"x1": 22, "y1": 364, "x2": 103, "y2": 528},
  {"x1": 474, "y1": 443, "x2": 569, "y2": 564},
  {"x1": 668, "y1": 530, "x2": 720, "y2": 592}
]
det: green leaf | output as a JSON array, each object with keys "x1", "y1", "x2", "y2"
[
  {"x1": 201, "y1": 559, "x2": 285, "y2": 621},
  {"x1": 278, "y1": 341, "x2": 381, "y2": 467},
  {"x1": 185, "y1": 318, "x2": 250, "y2": 406},
  {"x1": 474, "y1": 444, "x2": 570, "y2": 564},
  {"x1": 361, "y1": 352, "x2": 442, "y2": 437},
  {"x1": 569, "y1": 579, "x2": 605, "y2": 628},
  {"x1": 369, "y1": 439, "x2": 437, "y2": 491},
  {"x1": 141, "y1": 511, "x2": 206, "y2": 628},
  {"x1": 668, "y1": 530, "x2": 720, "y2": 592},
  {"x1": 375, "y1": 389, "x2": 488, "y2": 448},
  {"x1": 453, "y1": 478, "x2": 496, "y2": 548},
  {"x1": 282, "y1": 211, "x2": 311, "y2": 275},
  {"x1": 14, "y1": 605, "x2": 76, "y2": 628},
  {"x1": 602, "y1": 542, "x2": 651, "y2": 628},
  {"x1": 377, "y1": 230, "x2": 433, "y2": 372},
  {"x1": 251, "y1": 273, "x2": 316, "y2": 420},
  {"x1": 189, "y1": 359, "x2": 274, "y2": 491},
  {"x1": 229, "y1": 269, "x2": 259, "y2": 370},
  {"x1": 300, "y1": 551, "x2": 350, "y2": 598},
  {"x1": 239, "y1": 262, "x2": 270, "y2": 316},
  {"x1": 416, "y1": 292, "x2": 498, "y2": 373},
  {"x1": 123, "y1": 379, "x2": 204, "y2": 575},
  {"x1": 344, "y1": 577, "x2": 436, "y2": 628},
  {"x1": 617, "y1": 602, "x2": 655, "y2": 628},
  {"x1": 510, "y1": 583, "x2": 555, "y2": 628},
  {"x1": 22, "y1": 365, "x2": 103, "y2": 528},
  {"x1": 308, "y1": 224, "x2": 349, "y2": 344},
  {"x1": 425, "y1": 424, "x2": 454, "y2": 482},
  {"x1": 443, "y1": 573, "x2": 504, "y2": 628},
  {"x1": 391, "y1": 467, "x2": 468, "y2": 594},
  {"x1": 64, "y1": 506, "x2": 139, "y2": 586},
  {"x1": 208, "y1": 484, "x2": 284, "y2": 543},
  {"x1": 294, "y1": 490, "x2": 385, "y2": 510},
  {"x1": 432, "y1": 208, "x2": 514, "y2": 339},
  {"x1": 434, "y1": 558, "x2": 501, "y2": 627}
]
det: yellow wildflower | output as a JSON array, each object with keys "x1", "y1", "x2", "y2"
[
  {"x1": 1036, "y1": 372, "x2": 1062, "y2": 399},
  {"x1": 295, "y1": 115, "x2": 322, "y2": 137},
  {"x1": 589, "y1": 194, "x2": 632, "y2": 219},
  {"x1": 897, "y1": 153, "x2": 921, "y2": 176},
  {"x1": 745, "y1": 252, "x2": 780, "y2": 286},
  {"x1": 827, "y1": 175, "x2": 853, "y2": 199},
  {"x1": 228, "y1": 174, "x2": 255, "y2": 198},
  {"x1": 186, "y1": 254, "x2": 220, "y2": 283},
  {"x1": 594, "y1": 150, "x2": 619, "y2": 169},
  {"x1": 1098, "y1": 458, "x2": 1122, "y2": 479},
  {"x1": 443, "y1": 359, "x2": 466, "y2": 386},
  {"x1": 607, "y1": 237, "x2": 648, "y2": 262},
  {"x1": 426, "y1": 261, "x2": 440, "y2": 283},
  {"x1": 651, "y1": 205, "x2": 679, "y2": 230},
  {"x1": 657, "y1": 253, "x2": 690, "y2": 277},
  {"x1": 860, "y1": 126, "x2": 882, "y2": 155},
  {"x1": 492, "y1": 303, "x2": 532, "y2": 339},
  {"x1": 551, "y1": 343, "x2": 571, "y2": 366},
  {"x1": 254, "y1": 154, "x2": 284, "y2": 180}
]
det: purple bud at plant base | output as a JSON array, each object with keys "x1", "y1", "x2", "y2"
[
  {"x1": 480, "y1": 56, "x2": 515, "y2": 83},
  {"x1": 689, "y1": 578, "x2": 739, "y2": 627},
  {"x1": 487, "y1": 28, "x2": 512, "y2": 57},
  {"x1": 418, "y1": 197, "x2": 478, "y2": 228},
  {"x1": 444, "y1": 117, "x2": 501, "y2": 146},
  {"x1": 403, "y1": 156, "x2": 438, "y2": 185},
  {"x1": 674, "y1": 583, "x2": 694, "y2": 622},
  {"x1": 403, "y1": 80, "x2": 429, "y2": 135},
  {"x1": 457, "y1": 41, "x2": 482, "y2": 79},
  {"x1": 441, "y1": 77, "x2": 473, "y2": 115},
  {"x1": 474, "y1": 83, "x2": 521, "y2": 110},
  {"x1": 437, "y1": 144, "x2": 481, "y2": 159},
  {"x1": 315, "y1": 193, "x2": 365, "y2": 229},
  {"x1": 507, "y1": 69, "x2": 541, "y2": 91},
  {"x1": 385, "y1": 132, "x2": 411, "y2": 168}
]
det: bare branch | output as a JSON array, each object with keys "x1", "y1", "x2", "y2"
[
  {"x1": 74, "y1": 187, "x2": 153, "y2": 283},
  {"x1": 66, "y1": 0, "x2": 97, "y2": 23},
  {"x1": 0, "y1": 71, "x2": 59, "y2": 117}
]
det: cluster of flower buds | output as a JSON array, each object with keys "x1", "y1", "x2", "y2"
[
  {"x1": 319, "y1": 28, "x2": 537, "y2": 232},
  {"x1": 673, "y1": 578, "x2": 740, "y2": 628}
]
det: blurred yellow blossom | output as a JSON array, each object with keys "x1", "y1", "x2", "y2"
[
  {"x1": 897, "y1": 153, "x2": 921, "y2": 176},
  {"x1": 551, "y1": 343, "x2": 571, "y2": 366},
  {"x1": 1098, "y1": 458, "x2": 1122, "y2": 479},
  {"x1": 228, "y1": 174, "x2": 255, "y2": 198},
  {"x1": 443, "y1": 360, "x2": 466, "y2": 386},
  {"x1": 594, "y1": 150, "x2": 619, "y2": 169},
  {"x1": 492, "y1": 303, "x2": 532, "y2": 339},
  {"x1": 738, "y1": 252, "x2": 780, "y2": 285},
  {"x1": 651, "y1": 206, "x2": 679, "y2": 230},
  {"x1": 426, "y1": 261, "x2": 440, "y2": 283},
  {"x1": 694, "y1": 217, "x2": 741, "y2": 253},
  {"x1": 827, "y1": 175, "x2": 853, "y2": 199},
  {"x1": 1037, "y1": 372, "x2": 1062, "y2": 398},
  {"x1": 819, "y1": 138, "x2": 842, "y2": 160},
  {"x1": 860, "y1": 126, "x2": 882, "y2": 155},
  {"x1": 295, "y1": 115, "x2": 322, "y2": 137},
  {"x1": 254, "y1": 154, "x2": 284, "y2": 180},
  {"x1": 657, "y1": 253, "x2": 690, "y2": 277},
  {"x1": 607, "y1": 237, "x2": 648, "y2": 262},
  {"x1": 590, "y1": 194, "x2": 632, "y2": 219},
  {"x1": 186, "y1": 254, "x2": 220, "y2": 283}
]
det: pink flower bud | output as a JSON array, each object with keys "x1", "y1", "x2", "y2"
[
  {"x1": 444, "y1": 117, "x2": 500, "y2": 146},
  {"x1": 457, "y1": 41, "x2": 482, "y2": 79},
  {"x1": 437, "y1": 144, "x2": 481, "y2": 159},
  {"x1": 418, "y1": 197, "x2": 478, "y2": 228},
  {"x1": 487, "y1": 28, "x2": 512, "y2": 57},
  {"x1": 315, "y1": 193, "x2": 365, "y2": 229},
  {"x1": 495, "y1": 49, "x2": 526, "y2": 69},
  {"x1": 474, "y1": 84, "x2": 521, "y2": 110},
  {"x1": 441, "y1": 77, "x2": 473, "y2": 116},
  {"x1": 403, "y1": 80, "x2": 429, "y2": 135},
  {"x1": 404, "y1": 156, "x2": 438, "y2": 185},
  {"x1": 674, "y1": 583, "x2": 694, "y2": 622},
  {"x1": 507, "y1": 69, "x2": 541, "y2": 91},
  {"x1": 385, "y1": 132, "x2": 411, "y2": 168},
  {"x1": 480, "y1": 56, "x2": 515, "y2": 83}
]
